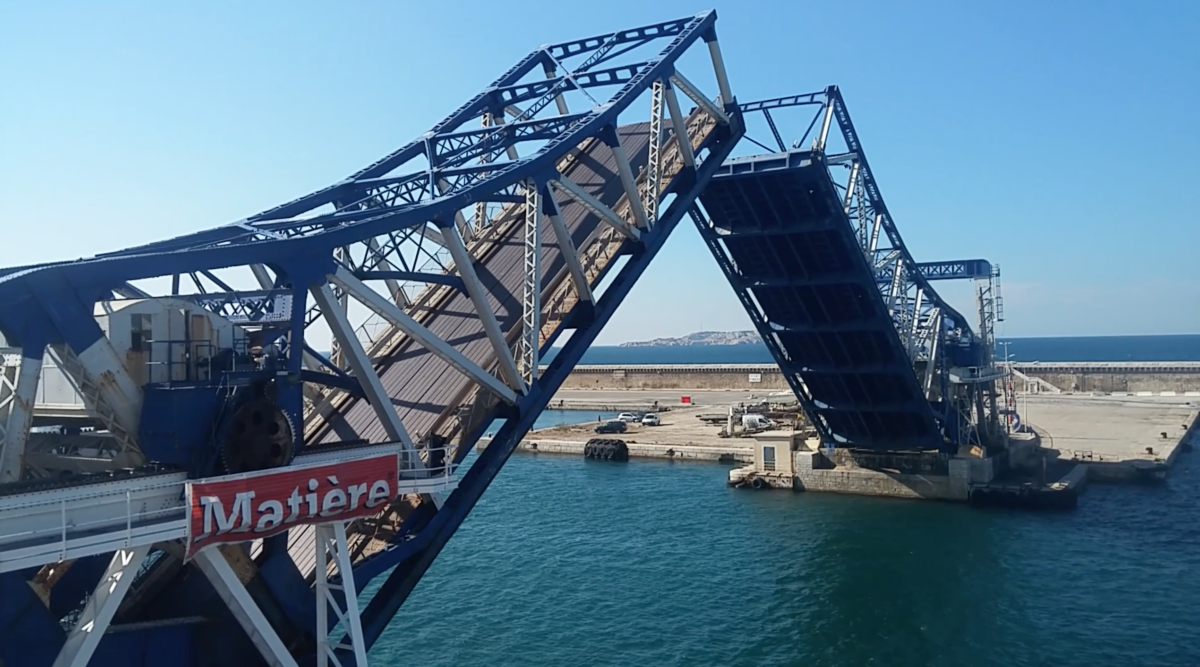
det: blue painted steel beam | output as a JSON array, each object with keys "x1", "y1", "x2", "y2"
[
  {"x1": 298, "y1": 369, "x2": 365, "y2": 397},
  {"x1": 873, "y1": 260, "x2": 993, "y2": 286},
  {"x1": 738, "y1": 91, "x2": 825, "y2": 112},
  {"x1": 823, "y1": 86, "x2": 975, "y2": 338},
  {"x1": 301, "y1": 344, "x2": 351, "y2": 378},
  {"x1": 0, "y1": 13, "x2": 721, "y2": 306},
  {"x1": 914, "y1": 259, "x2": 993, "y2": 281},
  {"x1": 0, "y1": 12, "x2": 743, "y2": 666},
  {"x1": 185, "y1": 289, "x2": 294, "y2": 324},
  {"x1": 544, "y1": 15, "x2": 701, "y2": 59},
  {"x1": 356, "y1": 115, "x2": 742, "y2": 653},
  {"x1": 484, "y1": 63, "x2": 644, "y2": 109},
  {"x1": 430, "y1": 112, "x2": 592, "y2": 166}
]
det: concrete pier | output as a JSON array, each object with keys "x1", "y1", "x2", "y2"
[
  {"x1": 725, "y1": 393, "x2": 1196, "y2": 505},
  {"x1": 486, "y1": 392, "x2": 768, "y2": 463},
  {"x1": 504, "y1": 387, "x2": 1198, "y2": 507},
  {"x1": 1019, "y1": 394, "x2": 1197, "y2": 481}
]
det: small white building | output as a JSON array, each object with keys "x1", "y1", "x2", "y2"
[{"x1": 93, "y1": 298, "x2": 248, "y2": 385}]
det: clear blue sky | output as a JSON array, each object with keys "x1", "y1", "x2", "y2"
[{"x1": 2, "y1": 0, "x2": 1197, "y2": 345}]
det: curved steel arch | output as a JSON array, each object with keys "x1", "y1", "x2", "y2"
[
  {"x1": 0, "y1": 13, "x2": 1005, "y2": 667},
  {"x1": 0, "y1": 11, "x2": 746, "y2": 667},
  {"x1": 0, "y1": 14, "x2": 718, "y2": 298}
]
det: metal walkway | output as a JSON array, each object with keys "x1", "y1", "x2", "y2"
[
  {"x1": 0, "y1": 444, "x2": 454, "y2": 576},
  {"x1": 0, "y1": 14, "x2": 1002, "y2": 667}
]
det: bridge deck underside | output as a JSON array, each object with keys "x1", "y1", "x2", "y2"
[
  {"x1": 699, "y1": 156, "x2": 942, "y2": 450},
  {"x1": 314, "y1": 124, "x2": 649, "y2": 448}
]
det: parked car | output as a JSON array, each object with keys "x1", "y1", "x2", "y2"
[
  {"x1": 616, "y1": 412, "x2": 640, "y2": 423},
  {"x1": 641, "y1": 413, "x2": 660, "y2": 426},
  {"x1": 595, "y1": 420, "x2": 628, "y2": 434}
]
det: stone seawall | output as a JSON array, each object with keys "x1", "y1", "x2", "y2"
[
  {"x1": 557, "y1": 364, "x2": 790, "y2": 391},
  {"x1": 552, "y1": 362, "x2": 1200, "y2": 394},
  {"x1": 1010, "y1": 362, "x2": 1200, "y2": 394}
]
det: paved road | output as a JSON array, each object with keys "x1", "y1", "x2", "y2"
[{"x1": 1020, "y1": 394, "x2": 1195, "y2": 461}]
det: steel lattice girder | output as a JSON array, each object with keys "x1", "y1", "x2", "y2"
[
  {"x1": 0, "y1": 13, "x2": 725, "y2": 312},
  {"x1": 355, "y1": 119, "x2": 744, "y2": 649},
  {"x1": 0, "y1": 9, "x2": 995, "y2": 667},
  {"x1": 823, "y1": 86, "x2": 978, "y2": 344},
  {"x1": 0, "y1": 11, "x2": 744, "y2": 667},
  {"x1": 875, "y1": 259, "x2": 994, "y2": 284},
  {"x1": 693, "y1": 86, "x2": 992, "y2": 449},
  {"x1": 724, "y1": 86, "x2": 981, "y2": 348}
]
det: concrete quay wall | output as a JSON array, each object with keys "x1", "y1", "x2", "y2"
[
  {"x1": 728, "y1": 449, "x2": 975, "y2": 500},
  {"x1": 476, "y1": 437, "x2": 755, "y2": 463},
  {"x1": 1014, "y1": 366, "x2": 1200, "y2": 394},
  {"x1": 792, "y1": 467, "x2": 964, "y2": 500},
  {"x1": 554, "y1": 362, "x2": 1200, "y2": 394},
  {"x1": 556, "y1": 364, "x2": 789, "y2": 391}
]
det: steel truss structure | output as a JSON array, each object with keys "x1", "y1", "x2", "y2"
[
  {"x1": 692, "y1": 86, "x2": 1003, "y2": 452},
  {"x1": 0, "y1": 15, "x2": 1006, "y2": 667},
  {"x1": 0, "y1": 12, "x2": 743, "y2": 667}
]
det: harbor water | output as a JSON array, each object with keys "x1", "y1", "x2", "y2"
[{"x1": 368, "y1": 449, "x2": 1200, "y2": 666}]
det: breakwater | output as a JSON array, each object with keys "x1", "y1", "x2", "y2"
[
  {"x1": 1009, "y1": 362, "x2": 1200, "y2": 394},
  {"x1": 552, "y1": 362, "x2": 1200, "y2": 394}
]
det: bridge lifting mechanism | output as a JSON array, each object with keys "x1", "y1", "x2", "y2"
[{"x1": 0, "y1": 11, "x2": 1004, "y2": 667}]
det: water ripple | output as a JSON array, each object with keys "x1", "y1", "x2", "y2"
[{"x1": 368, "y1": 451, "x2": 1200, "y2": 666}]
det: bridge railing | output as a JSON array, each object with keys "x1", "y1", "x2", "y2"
[
  {"x1": 0, "y1": 444, "x2": 460, "y2": 575},
  {"x1": 0, "y1": 469, "x2": 188, "y2": 574}
]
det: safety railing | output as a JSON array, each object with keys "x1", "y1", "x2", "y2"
[
  {"x1": 143, "y1": 337, "x2": 259, "y2": 384},
  {"x1": 0, "y1": 444, "x2": 457, "y2": 574},
  {"x1": 143, "y1": 338, "x2": 214, "y2": 383},
  {"x1": 0, "y1": 470, "x2": 189, "y2": 574}
]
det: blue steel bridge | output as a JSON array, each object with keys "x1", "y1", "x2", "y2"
[{"x1": 0, "y1": 11, "x2": 1004, "y2": 667}]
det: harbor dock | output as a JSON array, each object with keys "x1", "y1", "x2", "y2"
[
  {"x1": 478, "y1": 390, "x2": 762, "y2": 462},
  {"x1": 500, "y1": 386, "x2": 1198, "y2": 508}
]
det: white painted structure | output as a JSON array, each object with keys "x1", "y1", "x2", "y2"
[
  {"x1": 93, "y1": 297, "x2": 248, "y2": 385},
  {"x1": 0, "y1": 298, "x2": 251, "y2": 482}
]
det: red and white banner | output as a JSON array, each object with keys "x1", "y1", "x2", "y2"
[{"x1": 184, "y1": 453, "x2": 399, "y2": 561}]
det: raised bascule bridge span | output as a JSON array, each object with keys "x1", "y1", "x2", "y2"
[{"x1": 0, "y1": 11, "x2": 1003, "y2": 667}]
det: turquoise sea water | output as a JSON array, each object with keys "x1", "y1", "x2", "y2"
[
  {"x1": 369, "y1": 451, "x2": 1200, "y2": 666},
  {"x1": 362, "y1": 336, "x2": 1200, "y2": 664}
]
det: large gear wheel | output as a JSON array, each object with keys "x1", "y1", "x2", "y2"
[{"x1": 220, "y1": 397, "x2": 296, "y2": 474}]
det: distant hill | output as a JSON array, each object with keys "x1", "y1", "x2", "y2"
[{"x1": 619, "y1": 330, "x2": 761, "y2": 348}]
